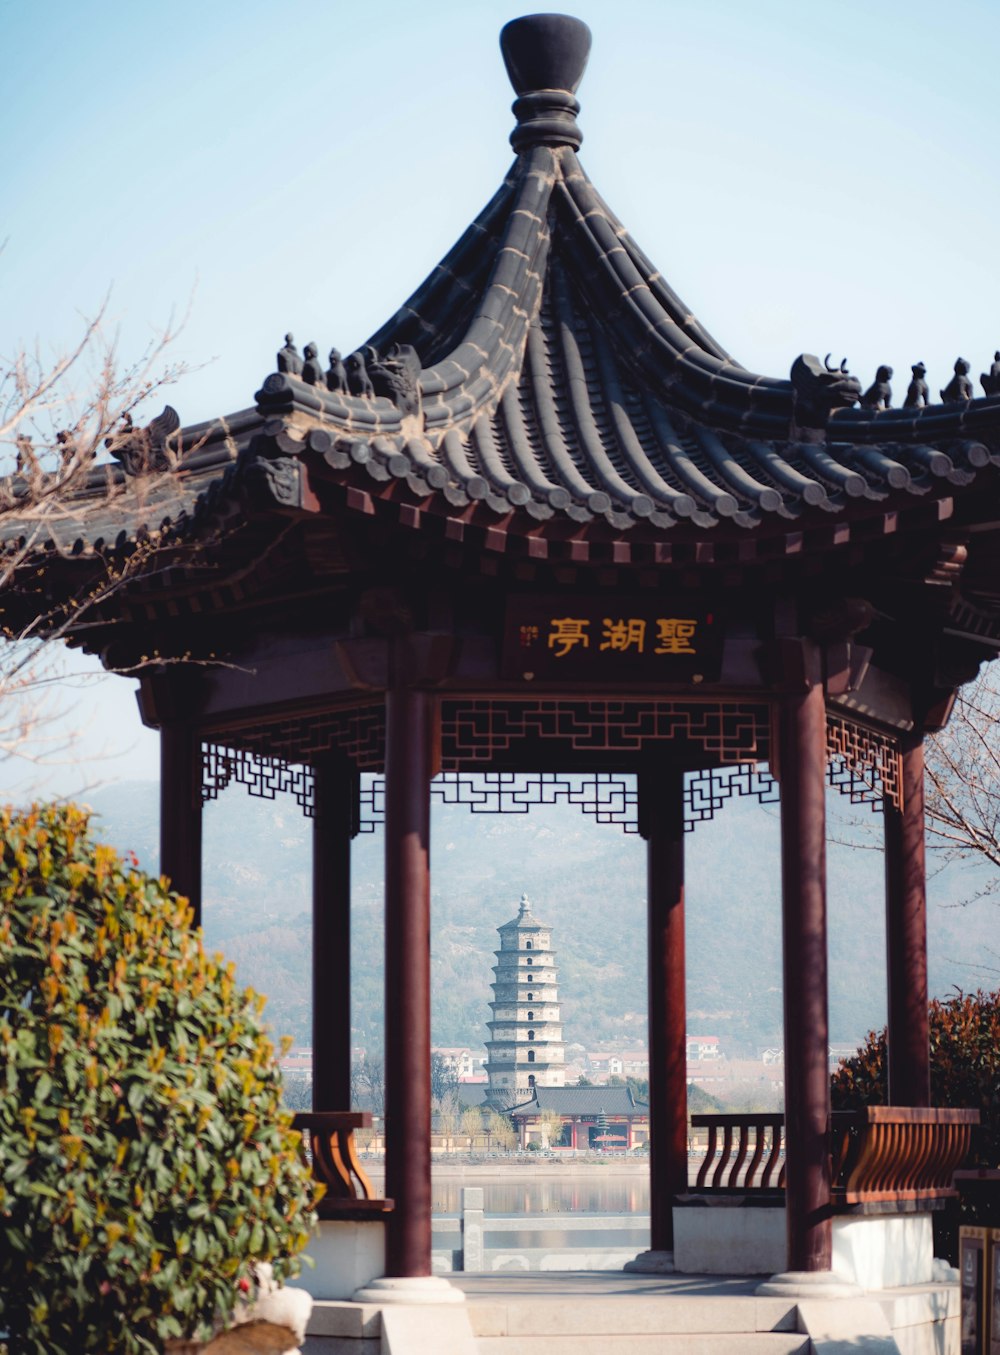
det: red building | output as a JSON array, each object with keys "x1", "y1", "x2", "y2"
[{"x1": 510, "y1": 1085, "x2": 648, "y2": 1152}]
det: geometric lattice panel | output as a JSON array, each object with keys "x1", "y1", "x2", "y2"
[
  {"x1": 685, "y1": 764, "x2": 779, "y2": 829},
  {"x1": 440, "y1": 699, "x2": 772, "y2": 767},
  {"x1": 202, "y1": 743, "x2": 314, "y2": 814},
  {"x1": 826, "y1": 715, "x2": 902, "y2": 813}
]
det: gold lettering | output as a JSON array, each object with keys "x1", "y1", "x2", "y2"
[
  {"x1": 654, "y1": 618, "x2": 697, "y2": 654},
  {"x1": 547, "y1": 618, "x2": 590, "y2": 658},
  {"x1": 600, "y1": 618, "x2": 646, "y2": 653}
]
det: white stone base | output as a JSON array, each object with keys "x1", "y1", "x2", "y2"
[
  {"x1": 351, "y1": 1275, "x2": 465, "y2": 1305},
  {"x1": 674, "y1": 1204, "x2": 786, "y2": 1275},
  {"x1": 675, "y1": 1206, "x2": 937, "y2": 1291},
  {"x1": 832, "y1": 1215, "x2": 934, "y2": 1290},
  {"x1": 757, "y1": 1269, "x2": 863, "y2": 1299},
  {"x1": 289, "y1": 1220, "x2": 385, "y2": 1301},
  {"x1": 623, "y1": 1248, "x2": 676, "y2": 1274}
]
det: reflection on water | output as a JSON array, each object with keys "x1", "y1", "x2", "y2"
[
  {"x1": 433, "y1": 1175, "x2": 650, "y2": 1215},
  {"x1": 368, "y1": 1170, "x2": 651, "y2": 1216}
]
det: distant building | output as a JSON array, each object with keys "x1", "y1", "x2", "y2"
[
  {"x1": 279, "y1": 1047, "x2": 313, "y2": 1081},
  {"x1": 509, "y1": 1085, "x2": 648, "y2": 1151},
  {"x1": 485, "y1": 894, "x2": 565, "y2": 1103},
  {"x1": 686, "y1": 1035, "x2": 721, "y2": 1061},
  {"x1": 587, "y1": 1051, "x2": 624, "y2": 1081},
  {"x1": 432, "y1": 1047, "x2": 480, "y2": 1081}
]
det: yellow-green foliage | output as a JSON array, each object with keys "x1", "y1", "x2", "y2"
[{"x1": 0, "y1": 803, "x2": 320, "y2": 1355}]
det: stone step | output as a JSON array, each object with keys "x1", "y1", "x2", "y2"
[
  {"x1": 466, "y1": 1294, "x2": 797, "y2": 1339},
  {"x1": 475, "y1": 1336, "x2": 809, "y2": 1354}
]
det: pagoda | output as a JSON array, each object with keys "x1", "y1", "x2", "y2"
[
  {"x1": 0, "y1": 10, "x2": 992, "y2": 1306},
  {"x1": 485, "y1": 894, "x2": 565, "y2": 1104}
]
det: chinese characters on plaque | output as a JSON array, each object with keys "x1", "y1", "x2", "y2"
[{"x1": 502, "y1": 598, "x2": 721, "y2": 682}]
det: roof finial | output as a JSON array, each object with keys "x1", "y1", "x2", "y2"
[
  {"x1": 500, "y1": 14, "x2": 591, "y2": 153},
  {"x1": 518, "y1": 893, "x2": 532, "y2": 917}
]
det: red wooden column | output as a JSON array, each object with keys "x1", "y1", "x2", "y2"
[
  {"x1": 884, "y1": 734, "x2": 931, "y2": 1107},
  {"x1": 778, "y1": 671, "x2": 833, "y2": 1273},
  {"x1": 637, "y1": 765, "x2": 687, "y2": 1258},
  {"x1": 160, "y1": 725, "x2": 203, "y2": 927},
  {"x1": 384, "y1": 689, "x2": 434, "y2": 1278},
  {"x1": 312, "y1": 757, "x2": 359, "y2": 1112}
]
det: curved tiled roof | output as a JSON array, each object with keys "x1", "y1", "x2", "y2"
[
  {"x1": 509, "y1": 1085, "x2": 646, "y2": 1117},
  {"x1": 251, "y1": 23, "x2": 1000, "y2": 546},
  {"x1": 7, "y1": 13, "x2": 1000, "y2": 569}
]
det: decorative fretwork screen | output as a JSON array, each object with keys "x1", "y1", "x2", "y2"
[{"x1": 200, "y1": 701, "x2": 902, "y2": 829}]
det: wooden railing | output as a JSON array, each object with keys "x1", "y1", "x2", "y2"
[
  {"x1": 292, "y1": 1112, "x2": 393, "y2": 1220},
  {"x1": 690, "y1": 1107, "x2": 979, "y2": 1208},
  {"x1": 831, "y1": 1106, "x2": 979, "y2": 1206},
  {"x1": 691, "y1": 1114, "x2": 785, "y2": 1192}
]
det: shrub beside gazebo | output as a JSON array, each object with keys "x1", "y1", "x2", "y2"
[{"x1": 0, "y1": 804, "x2": 319, "y2": 1355}]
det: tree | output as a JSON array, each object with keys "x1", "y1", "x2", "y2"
[
  {"x1": 0, "y1": 297, "x2": 195, "y2": 772},
  {"x1": 460, "y1": 1105, "x2": 483, "y2": 1152},
  {"x1": 831, "y1": 988, "x2": 1000, "y2": 1166},
  {"x1": 437, "y1": 1091, "x2": 460, "y2": 1154},
  {"x1": 0, "y1": 803, "x2": 318, "y2": 1354},
  {"x1": 430, "y1": 1053, "x2": 460, "y2": 1104},
  {"x1": 352, "y1": 1054, "x2": 385, "y2": 1120},
  {"x1": 485, "y1": 1108, "x2": 517, "y2": 1154},
  {"x1": 924, "y1": 671, "x2": 1000, "y2": 898}
]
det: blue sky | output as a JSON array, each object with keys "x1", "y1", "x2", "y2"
[{"x1": 3, "y1": 0, "x2": 1000, "y2": 796}]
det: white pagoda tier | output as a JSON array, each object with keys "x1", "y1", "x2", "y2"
[{"x1": 485, "y1": 894, "x2": 566, "y2": 1103}]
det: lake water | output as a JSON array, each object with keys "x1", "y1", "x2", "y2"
[
  {"x1": 365, "y1": 1168, "x2": 652, "y2": 1266},
  {"x1": 432, "y1": 1173, "x2": 650, "y2": 1216},
  {"x1": 366, "y1": 1167, "x2": 650, "y2": 1216}
]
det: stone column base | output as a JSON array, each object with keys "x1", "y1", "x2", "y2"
[
  {"x1": 352, "y1": 1275, "x2": 466, "y2": 1304},
  {"x1": 623, "y1": 1249, "x2": 676, "y2": 1274},
  {"x1": 756, "y1": 1270, "x2": 863, "y2": 1299}
]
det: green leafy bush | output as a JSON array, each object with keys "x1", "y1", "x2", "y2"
[
  {"x1": 831, "y1": 988, "x2": 1000, "y2": 1166},
  {"x1": 0, "y1": 803, "x2": 320, "y2": 1354}
]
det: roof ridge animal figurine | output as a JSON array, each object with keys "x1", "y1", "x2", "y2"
[
  {"x1": 277, "y1": 333, "x2": 303, "y2": 376},
  {"x1": 981, "y1": 352, "x2": 1000, "y2": 397},
  {"x1": 301, "y1": 342, "x2": 325, "y2": 386},
  {"x1": 941, "y1": 357, "x2": 973, "y2": 403},
  {"x1": 861, "y1": 365, "x2": 893, "y2": 411},
  {"x1": 903, "y1": 362, "x2": 929, "y2": 409}
]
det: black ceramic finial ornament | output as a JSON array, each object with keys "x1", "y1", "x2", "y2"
[{"x1": 500, "y1": 13, "x2": 592, "y2": 153}]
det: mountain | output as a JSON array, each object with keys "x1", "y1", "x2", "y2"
[{"x1": 80, "y1": 779, "x2": 1000, "y2": 1058}]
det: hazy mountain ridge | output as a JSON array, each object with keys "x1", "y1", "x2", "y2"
[{"x1": 82, "y1": 781, "x2": 1000, "y2": 1057}]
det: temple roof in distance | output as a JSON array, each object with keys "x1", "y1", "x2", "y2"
[
  {"x1": 6, "y1": 13, "x2": 1000, "y2": 569},
  {"x1": 509, "y1": 1085, "x2": 647, "y2": 1117}
]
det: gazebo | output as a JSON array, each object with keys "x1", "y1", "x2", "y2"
[{"x1": 1, "y1": 11, "x2": 992, "y2": 1307}]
